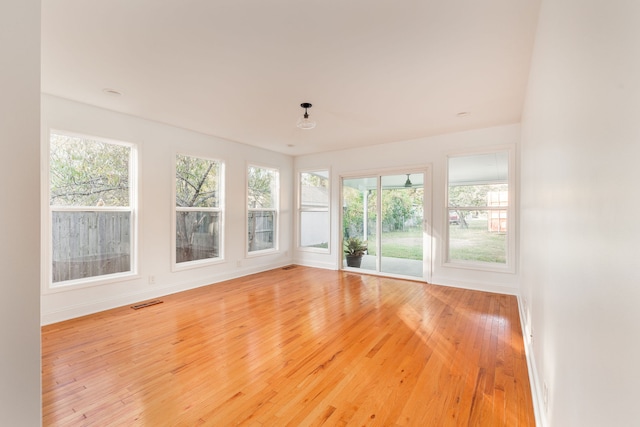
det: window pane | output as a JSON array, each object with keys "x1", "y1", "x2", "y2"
[
  {"x1": 342, "y1": 177, "x2": 377, "y2": 272},
  {"x1": 301, "y1": 171, "x2": 329, "y2": 208},
  {"x1": 52, "y1": 211, "x2": 131, "y2": 282},
  {"x1": 449, "y1": 210, "x2": 507, "y2": 263},
  {"x1": 176, "y1": 211, "x2": 220, "y2": 263},
  {"x1": 300, "y1": 211, "x2": 329, "y2": 249},
  {"x1": 448, "y1": 183, "x2": 508, "y2": 207},
  {"x1": 50, "y1": 133, "x2": 130, "y2": 207},
  {"x1": 248, "y1": 211, "x2": 276, "y2": 251},
  {"x1": 176, "y1": 155, "x2": 220, "y2": 208},
  {"x1": 248, "y1": 166, "x2": 277, "y2": 209},
  {"x1": 448, "y1": 152, "x2": 508, "y2": 186},
  {"x1": 380, "y1": 174, "x2": 424, "y2": 277},
  {"x1": 300, "y1": 170, "x2": 329, "y2": 251}
]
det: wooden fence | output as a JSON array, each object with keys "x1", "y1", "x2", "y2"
[{"x1": 51, "y1": 211, "x2": 131, "y2": 282}]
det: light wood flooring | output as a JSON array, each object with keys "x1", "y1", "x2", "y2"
[{"x1": 42, "y1": 266, "x2": 535, "y2": 426}]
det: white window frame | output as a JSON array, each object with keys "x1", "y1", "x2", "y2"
[
  {"x1": 444, "y1": 146, "x2": 516, "y2": 273},
  {"x1": 172, "y1": 153, "x2": 225, "y2": 271},
  {"x1": 247, "y1": 164, "x2": 280, "y2": 256},
  {"x1": 297, "y1": 169, "x2": 331, "y2": 253},
  {"x1": 45, "y1": 130, "x2": 139, "y2": 291}
]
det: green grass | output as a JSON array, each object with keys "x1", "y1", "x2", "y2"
[
  {"x1": 449, "y1": 218, "x2": 506, "y2": 263},
  {"x1": 305, "y1": 242, "x2": 329, "y2": 249},
  {"x1": 365, "y1": 229, "x2": 423, "y2": 260},
  {"x1": 349, "y1": 221, "x2": 505, "y2": 264},
  {"x1": 360, "y1": 219, "x2": 507, "y2": 264}
]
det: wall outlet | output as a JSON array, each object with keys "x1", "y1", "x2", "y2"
[
  {"x1": 236, "y1": 260, "x2": 242, "y2": 268},
  {"x1": 148, "y1": 275, "x2": 156, "y2": 285}
]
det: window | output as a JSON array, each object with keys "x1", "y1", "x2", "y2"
[
  {"x1": 175, "y1": 154, "x2": 223, "y2": 266},
  {"x1": 247, "y1": 165, "x2": 279, "y2": 253},
  {"x1": 446, "y1": 150, "x2": 513, "y2": 269},
  {"x1": 299, "y1": 170, "x2": 330, "y2": 252},
  {"x1": 49, "y1": 132, "x2": 136, "y2": 285}
]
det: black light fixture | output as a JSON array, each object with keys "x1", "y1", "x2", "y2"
[
  {"x1": 297, "y1": 102, "x2": 316, "y2": 130},
  {"x1": 404, "y1": 174, "x2": 413, "y2": 187}
]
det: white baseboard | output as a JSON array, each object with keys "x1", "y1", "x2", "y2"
[
  {"x1": 429, "y1": 276, "x2": 519, "y2": 295},
  {"x1": 292, "y1": 259, "x2": 338, "y2": 271},
  {"x1": 517, "y1": 295, "x2": 547, "y2": 427},
  {"x1": 41, "y1": 261, "x2": 291, "y2": 325}
]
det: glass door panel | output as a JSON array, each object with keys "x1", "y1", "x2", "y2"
[
  {"x1": 342, "y1": 177, "x2": 377, "y2": 272},
  {"x1": 380, "y1": 174, "x2": 424, "y2": 278}
]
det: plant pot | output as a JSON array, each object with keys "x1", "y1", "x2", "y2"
[{"x1": 346, "y1": 254, "x2": 363, "y2": 268}]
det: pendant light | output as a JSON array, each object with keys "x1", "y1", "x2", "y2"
[{"x1": 296, "y1": 102, "x2": 316, "y2": 130}]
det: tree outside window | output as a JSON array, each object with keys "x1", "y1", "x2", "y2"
[
  {"x1": 175, "y1": 154, "x2": 223, "y2": 264},
  {"x1": 49, "y1": 132, "x2": 135, "y2": 284}
]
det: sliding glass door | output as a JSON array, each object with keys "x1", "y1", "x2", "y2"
[{"x1": 342, "y1": 171, "x2": 426, "y2": 279}]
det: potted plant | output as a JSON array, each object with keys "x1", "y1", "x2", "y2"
[{"x1": 343, "y1": 236, "x2": 368, "y2": 268}]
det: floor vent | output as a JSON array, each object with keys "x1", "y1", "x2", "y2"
[
  {"x1": 131, "y1": 300, "x2": 163, "y2": 310},
  {"x1": 282, "y1": 265, "x2": 297, "y2": 270}
]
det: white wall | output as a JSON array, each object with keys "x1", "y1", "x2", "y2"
[
  {"x1": 520, "y1": 0, "x2": 640, "y2": 425},
  {"x1": 41, "y1": 95, "x2": 294, "y2": 324},
  {"x1": 0, "y1": 0, "x2": 42, "y2": 424},
  {"x1": 295, "y1": 124, "x2": 521, "y2": 294}
]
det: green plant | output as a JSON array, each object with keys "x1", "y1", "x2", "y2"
[{"x1": 343, "y1": 236, "x2": 368, "y2": 256}]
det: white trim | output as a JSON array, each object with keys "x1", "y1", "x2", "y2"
[
  {"x1": 246, "y1": 246, "x2": 280, "y2": 258},
  {"x1": 172, "y1": 256, "x2": 226, "y2": 272},
  {"x1": 517, "y1": 295, "x2": 547, "y2": 427},
  {"x1": 428, "y1": 277, "x2": 519, "y2": 296},
  {"x1": 339, "y1": 163, "x2": 430, "y2": 180},
  {"x1": 41, "y1": 126, "x2": 53, "y2": 295},
  {"x1": 41, "y1": 260, "x2": 292, "y2": 325},
  {"x1": 442, "y1": 257, "x2": 513, "y2": 273},
  {"x1": 423, "y1": 164, "x2": 434, "y2": 283},
  {"x1": 292, "y1": 259, "x2": 337, "y2": 271},
  {"x1": 44, "y1": 272, "x2": 142, "y2": 295},
  {"x1": 297, "y1": 245, "x2": 330, "y2": 254},
  {"x1": 52, "y1": 206, "x2": 132, "y2": 212}
]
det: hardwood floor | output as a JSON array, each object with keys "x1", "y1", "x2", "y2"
[{"x1": 42, "y1": 267, "x2": 535, "y2": 426}]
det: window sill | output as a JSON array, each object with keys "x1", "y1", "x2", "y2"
[
  {"x1": 172, "y1": 257, "x2": 225, "y2": 272},
  {"x1": 44, "y1": 271, "x2": 140, "y2": 294},
  {"x1": 246, "y1": 248, "x2": 280, "y2": 258},
  {"x1": 442, "y1": 260, "x2": 515, "y2": 274}
]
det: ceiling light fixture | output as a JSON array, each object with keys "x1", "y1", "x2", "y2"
[
  {"x1": 297, "y1": 102, "x2": 316, "y2": 130},
  {"x1": 404, "y1": 174, "x2": 413, "y2": 187}
]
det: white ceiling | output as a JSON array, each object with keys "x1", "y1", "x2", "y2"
[{"x1": 41, "y1": 1, "x2": 541, "y2": 156}]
